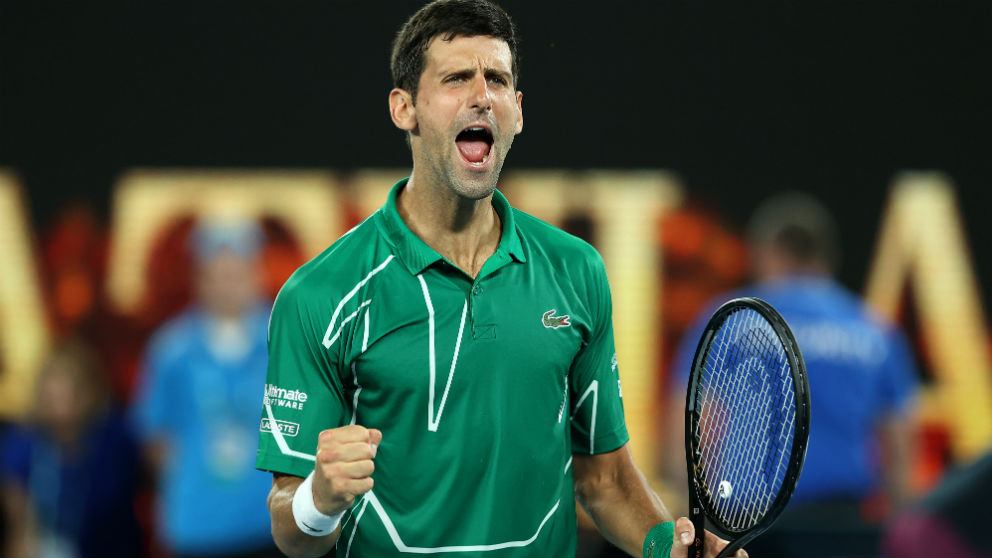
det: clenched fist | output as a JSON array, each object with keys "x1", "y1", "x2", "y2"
[{"x1": 312, "y1": 425, "x2": 382, "y2": 515}]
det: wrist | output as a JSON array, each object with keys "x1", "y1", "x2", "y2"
[
  {"x1": 643, "y1": 521, "x2": 675, "y2": 558},
  {"x1": 292, "y1": 471, "x2": 344, "y2": 536}
]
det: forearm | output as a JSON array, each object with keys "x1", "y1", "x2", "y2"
[
  {"x1": 268, "y1": 425, "x2": 380, "y2": 557},
  {"x1": 574, "y1": 445, "x2": 674, "y2": 557},
  {"x1": 268, "y1": 474, "x2": 341, "y2": 558},
  {"x1": 880, "y1": 412, "x2": 916, "y2": 510}
]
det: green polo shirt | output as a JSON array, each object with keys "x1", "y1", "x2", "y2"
[{"x1": 257, "y1": 178, "x2": 628, "y2": 557}]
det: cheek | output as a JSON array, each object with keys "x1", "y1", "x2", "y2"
[
  {"x1": 495, "y1": 96, "x2": 521, "y2": 125},
  {"x1": 499, "y1": 112, "x2": 522, "y2": 139},
  {"x1": 417, "y1": 92, "x2": 461, "y2": 127},
  {"x1": 419, "y1": 114, "x2": 455, "y2": 147}
]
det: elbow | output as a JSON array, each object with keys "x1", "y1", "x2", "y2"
[
  {"x1": 572, "y1": 447, "x2": 637, "y2": 513},
  {"x1": 573, "y1": 473, "x2": 597, "y2": 509},
  {"x1": 573, "y1": 466, "x2": 620, "y2": 514}
]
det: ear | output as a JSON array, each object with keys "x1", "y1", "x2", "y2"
[
  {"x1": 514, "y1": 90, "x2": 523, "y2": 134},
  {"x1": 389, "y1": 88, "x2": 417, "y2": 131}
]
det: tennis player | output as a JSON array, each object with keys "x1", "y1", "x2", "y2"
[{"x1": 257, "y1": 1, "x2": 744, "y2": 556}]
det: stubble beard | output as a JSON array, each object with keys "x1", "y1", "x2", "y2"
[
  {"x1": 422, "y1": 132, "x2": 512, "y2": 202},
  {"x1": 445, "y1": 154, "x2": 504, "y2": 201}
]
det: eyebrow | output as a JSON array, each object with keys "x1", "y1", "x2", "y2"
[
  {"x1": 485, "y1": 68, "x2": 513, "y2": 83},
  {"x1": 441, "y1": 66, "x2": 513, "y2": 84}
]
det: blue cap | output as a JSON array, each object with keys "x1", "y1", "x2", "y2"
[{"x1": 190, "y1": 218, "x2": 264, "y2": 262}]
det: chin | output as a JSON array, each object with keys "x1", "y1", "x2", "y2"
[
  {"x1": 449, "y1": 174, "x2": 499, "y2": 201},
  {"x1": 451, "y1": 160, "x2": 505, "y2": 200}
]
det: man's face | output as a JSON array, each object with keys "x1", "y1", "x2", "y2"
[
  {"x1": 197, "y1": 248, "x2": 261, "y2": 318},
  {"x1": 402, "y1": 35, "x2": 523, "y2": 200}
]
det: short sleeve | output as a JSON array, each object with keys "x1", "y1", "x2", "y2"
[
  {"x1": 256, "y1": 282, "x2": 350, "y2": 478},
  {"x1": 569, "y1": 251, "x2": 629, "y2": 455}
]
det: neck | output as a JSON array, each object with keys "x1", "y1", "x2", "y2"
[{"x1": 397, "y1": 174, "x2": 501, "y2": 278}]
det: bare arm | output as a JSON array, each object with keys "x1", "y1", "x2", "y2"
[
  {"x1": 268, "y1": 473, "x2": 341, "y2": 558},
  {"x1": 267, "y1": 425, "x2": 382, "y2": 558},
  {"x1": 574, "y1": 443, "x2": 673, "y2": 555},
  {"x1": 573, "y1": 443, "x2": 744, "y2": 558},
  {"x1": 879, "y1": 407, "x2": 917, "y2": 512}
]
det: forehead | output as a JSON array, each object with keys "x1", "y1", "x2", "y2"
[{"x1": 423, "y1": 34, "x2": 513, "y2": 73}]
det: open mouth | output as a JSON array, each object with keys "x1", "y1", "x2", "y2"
[{"x1": 455, "y1": 125, "x2": 494, "y2": 165}]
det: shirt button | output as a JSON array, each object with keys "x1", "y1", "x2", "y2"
[{"x1": 472, "y1": 285, "x2": 483, "y2": 296}]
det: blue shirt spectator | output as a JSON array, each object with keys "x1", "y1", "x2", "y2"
[
  {"x1": 667, "y1": 192, "x2": 918, "y2": 557},
  {"x1": 673, "y1": 274, "x2": 918, "y2": 504},
  {"x1": 131, "y1": 218, "x2": 276, "y2": 556}
]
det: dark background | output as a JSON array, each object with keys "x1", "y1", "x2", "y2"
[{"x1": 2, "y1": 1, "x2": 991, "y2": 306}]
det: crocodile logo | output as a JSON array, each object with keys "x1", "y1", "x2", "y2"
[{"x1": 542, "y1": 309, "x2": 571, "y2": 329}]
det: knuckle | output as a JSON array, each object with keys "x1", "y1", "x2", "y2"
[
  {"x1": 351, "y1": 478, "x2": 372, "y2": 495},
  {"x1": 318, "y1": 429, "x2": 335, "y2": 443},
  {"x1": 349, "y1": 425, "x2": 370, "y2": 440},
  {"x1": 316, "y1": 448, "x2": 337, "y2": 464}
]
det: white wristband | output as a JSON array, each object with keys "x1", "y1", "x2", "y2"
[{"x1": 292, "y1": 471, "x2": 343, "y2": 536}]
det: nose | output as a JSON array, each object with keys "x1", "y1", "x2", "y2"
[{"x1": 469, "y1": 75, "x2": 492, "y2": 111}]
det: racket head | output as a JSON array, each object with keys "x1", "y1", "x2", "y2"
[{"x1": 684, "y1": 297, "x2": 810, "y2": 552}]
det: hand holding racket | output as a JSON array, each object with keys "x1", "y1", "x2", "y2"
[{"x1": 684, "y1": 297, "x2": 810, "y2": 557}]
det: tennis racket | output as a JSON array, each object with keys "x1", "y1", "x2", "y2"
[{"x1": 684, "y1": 297, "x2": 810, "y2": 557}]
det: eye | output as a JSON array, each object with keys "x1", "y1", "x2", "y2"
[{"x1": 488, "y1": 75, "x2": 508, "y2": 86}]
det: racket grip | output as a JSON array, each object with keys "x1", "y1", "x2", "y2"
[{"x1": 689, "y1": 506, "x2": 705, "y2": 558}]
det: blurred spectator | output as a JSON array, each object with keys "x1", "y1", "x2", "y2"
[
  {"x1": 668, "y1": 192, "x2": 919, "y2": 557},
  {"x1": 130, "y1": 218, "x2": 278, "y2": 557},
  {"x1": 883, "y1": 449, "x2": 992, "y2": 557},
  {"x1": 0, "y1": 339, "x2": 143, "y2": 557}
]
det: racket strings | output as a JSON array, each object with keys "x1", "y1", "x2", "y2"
[{"x1": 694, "y1": 308, "x2": 796, "y2": 532}]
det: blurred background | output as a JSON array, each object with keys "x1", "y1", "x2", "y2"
[{"x1": 2, "y1": 1, "x2": 991, "y2": 556}]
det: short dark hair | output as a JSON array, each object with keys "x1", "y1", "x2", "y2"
[
  {"x1": 774, "y1": 224, "x2": 823, "y2": 267},
  {"x1": 391, "y1": 0, "x2": 520, "y2": 101},
  {"x1": 748, "y1": 191, "x2": 841, "y2": 272}
]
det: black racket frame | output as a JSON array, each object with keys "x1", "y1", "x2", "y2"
[{"x1": 684, "y1": 297, "x2": 810, "y2": 558}]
